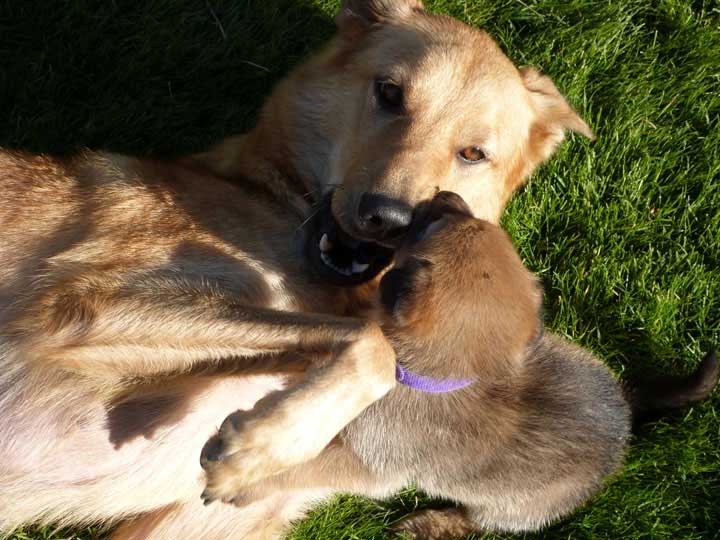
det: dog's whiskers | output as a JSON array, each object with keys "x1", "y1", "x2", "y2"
[
  {"x1": 295, "y1": 206, "x2": 323, "y2": 234},
  {"x1": 294, "y1": 183, "x2": 349, "y2": 235}
]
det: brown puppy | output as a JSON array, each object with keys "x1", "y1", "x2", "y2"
[
  {"x1": 215, "y1": 193, "x2": 717, "y2": 539},
  {"x1": 1, "y1": 0, "x2": 596, "y2": 537}
]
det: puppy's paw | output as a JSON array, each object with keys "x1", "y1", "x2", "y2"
[{"x1": 390, "y1": 509, "x2": 475, "y2": 540}]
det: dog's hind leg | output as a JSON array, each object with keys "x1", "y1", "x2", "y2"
[{"x1": 112, "y1": 490, "x2": 327, "y2": 540}]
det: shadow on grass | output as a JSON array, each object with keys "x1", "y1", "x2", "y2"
[{"x1": 0, "y1": 0, "x2": 334, "y2": 155}]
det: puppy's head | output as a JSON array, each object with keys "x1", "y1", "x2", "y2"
[
  {"x1": 379, "y1": 191, "x2": 542, "y2": 375},
  {"x1": 298, "y1": 0, "x2": 593, "y2": 287}
]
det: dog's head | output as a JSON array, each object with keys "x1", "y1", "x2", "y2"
[
  {"x1": 290, "y1": 0, "x2": 592, "y2": 285},
  {"x1": 379, "y1": 191, "x2": 543, "y2": 376}
]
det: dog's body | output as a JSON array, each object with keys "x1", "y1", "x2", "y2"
[
  {"x1": 0, "y1": 150, "x2": 340, "y2": 530},
  {"x1": 3, "y1": 1, "x2": 709, "y2": 539}
]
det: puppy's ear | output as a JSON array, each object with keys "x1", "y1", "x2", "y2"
[
  {"x1": 520, "y1": 66, "x2": 595, "y2": 165},
  {"x1": 336, "y1": 0, "x2": 425, "y2": 37},
  {"x1": 379, "y1": 258, "x2": 432, "y2": 325}
]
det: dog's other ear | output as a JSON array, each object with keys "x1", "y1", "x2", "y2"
[
  {"x1": 520, "y1": 66, "x2": 595, "y2": 165},
  {"x1": 336, "y1": 0, "x2": 425, "y2": 37}
]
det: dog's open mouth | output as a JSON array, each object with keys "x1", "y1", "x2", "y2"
[{"x1": 305, "y1": 198, "x2": 394, "y2": 287}]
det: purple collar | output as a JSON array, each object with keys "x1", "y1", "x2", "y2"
[{"x1": 395, "y1": 364, "x2": 474, "y2": 393}]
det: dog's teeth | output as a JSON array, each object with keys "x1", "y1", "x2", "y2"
[
  {"x1": 352, "y1": 261, "x2": 370, "y2": 274},
  {"x1": 320, "y1": 251, "x2": 352, "y2": 277},
  {"x1": 319, "y1": 233, "x2": 332, "y2": 253}
]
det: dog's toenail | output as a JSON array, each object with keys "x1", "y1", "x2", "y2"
[{"x1": 201, "y1": 489, "x2": 215, "y2": 505}]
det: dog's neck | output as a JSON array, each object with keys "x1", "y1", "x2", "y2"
[
  {"x1": 188, "y1": 42, "x2": 345, "y2": 216},
  {"x1": 248, "y1": 42, "x2": 347, "y2": 205}
]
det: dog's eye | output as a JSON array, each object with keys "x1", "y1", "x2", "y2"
[
  {"x1": 374, "y1": 79, "x2": 403, "y2": 112},
  {"x1": 458, "y1": 146, "x2": 487, "y2": 164}
]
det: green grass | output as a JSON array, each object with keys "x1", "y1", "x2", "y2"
[{"x1": 2, "y1": 0, "x2": 719, "y2": 538}]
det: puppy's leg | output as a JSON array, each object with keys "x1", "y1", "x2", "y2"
[
  {"x1": 390, "y1": 508, "x2": 478, "y2": 540},
  {"x1": 17, "y1": 282, "x2": 395, "y2": 495}
]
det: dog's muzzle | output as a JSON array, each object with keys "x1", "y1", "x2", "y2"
[{"x1": 304, "y1": 196, "x2": 394, "y2": 287}]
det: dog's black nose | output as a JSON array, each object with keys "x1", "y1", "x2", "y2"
[{"x1": 357, "y1": 193, "x2": 413, "y2": 240}]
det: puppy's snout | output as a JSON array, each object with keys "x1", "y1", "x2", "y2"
[
  {"x1": 429, "y1": 191, "x2": 473, "y2": 219},
  {"x1": 356, "y1": 193, "x2": 413, "y2": 241},
  {"x1": 401, "y1": 191, "x2": 473, "y2": 248}
]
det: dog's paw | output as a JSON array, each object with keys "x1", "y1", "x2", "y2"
[
  {"x1": 200, "y1": 462, "x2": 243, "y2": 505},
  {"x1": 389, "y1": 509, "x2": 475, "y2": 540},
  {"x1": 199, "y1": 408, "x2": 292, "y2": 504}
]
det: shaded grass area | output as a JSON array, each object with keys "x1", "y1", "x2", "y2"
[{"x1": 2, "y1": 0, "x2": 719, "y2": 538}]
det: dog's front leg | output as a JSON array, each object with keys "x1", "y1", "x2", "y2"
[
  {"x1": 199, "y1": 324, "x2": 395, "y2": 503},
  {"x1": 214, "y1": 440, "x2": 401, "y2": 507},
  {"x1": 19, "y1": 281, "x2": 392, "y2": 378}
]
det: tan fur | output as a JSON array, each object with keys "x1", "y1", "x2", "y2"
[
  {"x1": 193, "y1": 1, "x2": 592, "y2": 227},
  {"x1": 0, "y1": 0, "x2": 592, "y2": 537}
]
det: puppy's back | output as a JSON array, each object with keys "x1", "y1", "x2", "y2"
[
  {"x1": 461, "y1": 333, "x2": 631, "y2": 531},
  {"x1": 516, "y1": 334, "x2": 630, "y2": 489}
]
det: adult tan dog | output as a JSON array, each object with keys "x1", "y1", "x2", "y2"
[{"x1": 0, "y1": 0, "x2": 593, "y2": 538}]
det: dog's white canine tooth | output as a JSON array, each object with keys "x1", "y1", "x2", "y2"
[
  {"x1": 319, "y1": 233, "x2": 332, "y2": 252},
  {"x1": 352, "y1": 261, "x2": 370, "y2": 274},
  {"x1": 320, "y1": 251, "x2": 352, "y2": 277}
]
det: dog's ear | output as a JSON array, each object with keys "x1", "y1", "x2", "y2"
[
  {"x1": 336, "y1": 0, "x2": 425, "y2": 37},
  {"x1": 520, "y1": 66, "x2": 595, "y2": 165}
]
